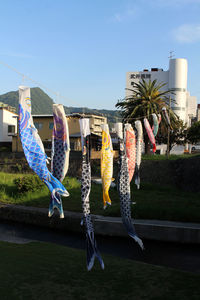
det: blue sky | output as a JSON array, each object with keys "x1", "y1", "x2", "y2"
[{"x1": 0, "y1": 0, "x2": 200, "y2": 110}]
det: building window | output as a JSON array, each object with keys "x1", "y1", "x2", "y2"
[
  {"x1": 49, "y1": 122, "x2": 54, "y2": 129},
  {"x1": 8, "y1": 125, "x2": 15, "y2": 134},
  {"x1": 34, "y1": 122, "x2": 43, "y2": 130}
]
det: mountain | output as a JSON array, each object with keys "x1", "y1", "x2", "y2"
[
  {"x1": 0, "y1": 87, "x2": 121, "y2": 123},
  {"x1": 63, "y1": 106, "x2": 121, "y2": 124},
  {"x1": 0, "y1": 87, "x2": 54, "y2": 114}
]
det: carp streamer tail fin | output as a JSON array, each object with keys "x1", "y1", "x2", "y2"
[
  {"x1": 122, "y1": 215, "x2": 144, "y2": 250},
  {"x1": 134, "y1": 164, "x2": 140, "y2": 189},
  {"x1": 47, "y1": 173, "x2": 69, "y2": 218},
  {"x1": 103, "y1": 191, "x2": 112, "y2": 209},
  {"x1": 128, "y1": 231, "x2": 144, "y2": 250},
  {"x1": 48, "y1": 193, "x2": 64, "y2": 219},
  {"x1": 86, "y1": 230, "x2": 105, "y2": 271}
]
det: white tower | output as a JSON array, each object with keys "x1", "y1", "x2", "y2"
[{"x1": 169, "y1": 58, "x2": 188, "y2": 123}]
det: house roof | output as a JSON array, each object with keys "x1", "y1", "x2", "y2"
[
  {"x1": 0, "y1": 107, "x2": 18, "y2": 116},
  {"x1": 32, "y1": 115, "x2": 53, "y2": 118},
  {"x1": 31, "y1": 113, "x2": 106, "y2": 119},
  {"x1": 70, "y1": 132, "x2": 101, "y2": 138}
]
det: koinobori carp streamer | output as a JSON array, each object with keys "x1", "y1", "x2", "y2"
[
  {"x1": 79, "y1": 118, "x2": 104, "y2": 271},
  {"x1": 144, "y1": 118, "x2": 156, "y2": 153},
  {"x1": 152, "y1": 113, "x2": 159, "y2": 137},
  {"x1": 101, "y1": 124, "x2": 114, "y2": 208},
  {"x1": 115, "y1": 122, "x2": 144, "y2": 250},
  {"x1": 49, "y1": 104, "x2": 70, "y2": 218},
  {"x1": 18, "y1": 86, "x2": 69, "y2": 215},
  {"x1": 162, "y1": 107, "x2": 171, "y2": 127},
  {"x1": 135, "y1": 120, "x2": 143, "y2": 189},
  {"x1": 124, "y1": 123, "x2": 136, "y2": 182}
]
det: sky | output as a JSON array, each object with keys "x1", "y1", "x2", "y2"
[{"x1": 0, "y1": 0, "x2": 200, "y2": 110}]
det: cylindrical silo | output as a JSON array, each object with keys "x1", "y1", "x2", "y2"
[{"x1": 169, "y1": 58, "x2": 188, "y2": 123}]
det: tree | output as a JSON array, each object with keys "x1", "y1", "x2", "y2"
[
  {"x1": 187, "y1": 121, "x2": 200, "y2": 144},
  {"x1": 157, "y1": 118, "x2": 187, "y2": 152},
  {"x1": 116, "y1": 79, "x2": 177, "y2": 153}
]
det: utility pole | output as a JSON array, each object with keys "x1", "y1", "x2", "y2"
[
  {"x1": 167, "y1": 96, "x2": 171, "y2": 158},
  {"x1": 168, "y1": 51, "x2": 175, "y2": 60},
  {"x1": 166, "y1": 51, "x2": 174, "y2": 158}
]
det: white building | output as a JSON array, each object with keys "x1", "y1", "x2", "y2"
[
  {"x1": 197, "y1": 104, "x2": 200, "y2": 121},
  {"x1": 126, "y1": 58, "x2": 197, "y2": 126},
  {"x1": 0, "y1": 107, "x2": 17, "y2": 144}
]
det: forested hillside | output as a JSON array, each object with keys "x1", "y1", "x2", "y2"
[{"x1": 0, "y1": 87, "x2": 121, "y2": 123}]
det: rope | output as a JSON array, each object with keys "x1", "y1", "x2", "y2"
[
  {"x1": 114, "y1": 108, "x2": 167, "y2": 121},
  {"x1": 0, "y1": 60, "x2": 171, "y2": 122}
]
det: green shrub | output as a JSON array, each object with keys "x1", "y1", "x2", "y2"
[
  {"x1": 14, "y1": 175, "x2": 44, "y2": 193},
  {"x1": 15, "y1": 163, "x2": 22, "y2": 172}
]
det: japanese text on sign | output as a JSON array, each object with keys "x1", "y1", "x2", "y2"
[{"x1": 130, "y1": 73, "x2": 151, "y2": 79}]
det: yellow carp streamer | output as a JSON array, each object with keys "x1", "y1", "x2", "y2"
[{"x1": 101, "y1": 124, "x2": 114, "y2": 208}]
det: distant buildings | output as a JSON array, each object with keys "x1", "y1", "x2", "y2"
[
  {"x1": 0, "y1": 101, "x2": 16, "y2": 113},
  {"x1": 0, "y1": 106, "x2": 17, "y2": 148},
  {"x1": 12, "y1": 113, "x2": 107, "y2": 152},
  {"x1": 197, "y1": 104, "x2": 200, "y2": 121},
  {"x1": 126, "y1": 58, "x2": 197, "y2": 126}
]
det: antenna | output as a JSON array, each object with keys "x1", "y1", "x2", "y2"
[{"x1": 168, "y1": 51, "x2": 175, "y2": 59}]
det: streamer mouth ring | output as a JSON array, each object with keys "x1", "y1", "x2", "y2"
[
  {"x1": 52, "y1": 188, "x2": 69, "y2": 202},
  {"x1": 61, "y1": 190, "x2": 69, "y2": 197}
]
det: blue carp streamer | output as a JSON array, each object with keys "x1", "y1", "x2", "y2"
[{"x1": 19, "y1": 86, "x2": 69, "y2": 214}]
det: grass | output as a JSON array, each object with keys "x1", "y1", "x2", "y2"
[
  {"x1": 0, "y1": 241, "x2": 199, "y2": 299},
  {"x1": 0, "y1": 172, "x2": 200, "y2": 223},
  {"x1": 142, "y1": 153, "x2": 200, "y2": 160}
]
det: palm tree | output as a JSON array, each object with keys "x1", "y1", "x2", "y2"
[{"x1": 116, "y1": 79, "x2": 177, "y2": 153}]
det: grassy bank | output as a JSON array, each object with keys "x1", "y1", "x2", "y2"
[
  {"x1": 142, "y1": 153, "x2": 200, "y2": 160},
  {"x1": 0, "y1": 172, "x2": 200, "y2": 223},
  {"x1": 0, "y1": 241, "x2": 199, "y2": 299}
]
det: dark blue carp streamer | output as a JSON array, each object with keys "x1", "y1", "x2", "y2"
[
  {"x1": 134, "y1": 120, "x2": 143, "y2": 190},
  {"x1": 79, "y1": 118, "x2": 104, "y2": 271},
  {"x1": 49, "y1": 104, "x2": 70, "y2": 218},
  {"x1": 19, "y1": 86, "x2": 69, "y2": 214},
  {"x1": 115, "y1": 122, "x2": 144, "y2": 250},
  {"x1": 162, "y1": 107, "x2": 171, "y2": 127}
]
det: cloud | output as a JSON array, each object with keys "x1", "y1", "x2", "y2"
[
  {"x1": 172, "y1": 24, "x2": 200, "y2": 43},
  {"x1": 109, "y1": 6, "x2": 139, "y2": 23},
  {"x1": 0, "y1": 52, "x2": 34, "y2": 58}
]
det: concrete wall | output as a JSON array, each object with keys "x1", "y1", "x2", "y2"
[
  {"x1": 186, "y1": 93, "x2": 197, "y2": 126},
  {"x1": 1, "y1": 150, "x2": 200, "y2": 192}
]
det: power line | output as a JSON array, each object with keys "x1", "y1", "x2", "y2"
[
  {"x1": 0, "y1": 60, "x2": 171, "y2": 121},
  {"x1": 113, "y1": 108, "x2": 169, "y2": 121},
  {"x1": 0, "y1": 60, "x2": 79, "y2": 106}
]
